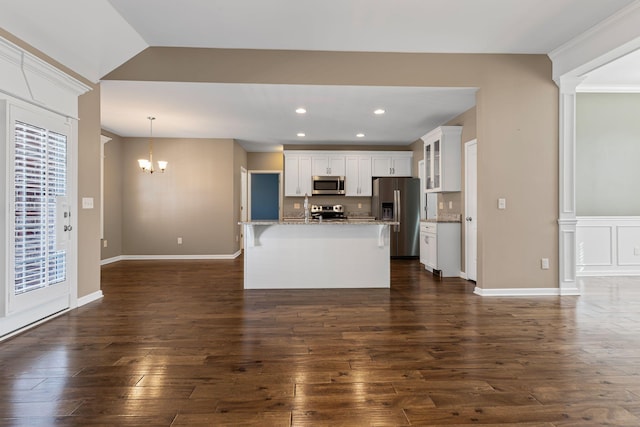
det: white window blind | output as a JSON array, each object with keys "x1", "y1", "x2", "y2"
[{"x1": 14, "y1": 120, "x2": 67, "y2": 295}]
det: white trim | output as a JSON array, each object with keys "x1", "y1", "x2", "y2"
[
  {"x1": 577, "y1": 85, "x2": 640, "y2": 93},
  {"x1": 100, "y1": 135, "x2": 111, "y2": 240},
  {"x1": 100, "y1": 255, "x2": 124, "y2": 266},
  {"x1": 549, "y1": 1, "x2": 640, "y2": 83},
  {"x1": 101, "y1": 252, "x2": 243, "y2": 265},
  {"x1": 459, "y1": 272, "x2": 468, "y2": 280},
  {"x1": 115, "y1": 252, "x2": 242, "y2": 261},
  {"x1": 77, "y1": 290, "x2": 103, "y2": 307},
  {"x1": 474, "y1": 287, "x2": 561, "y2": 297},
  {"x1": 463, "y1": 139, "x2": 478, "y2": 283},
  {"x1": 576, "y1": 216, "x2": 640, "y2": 276},
  {"x1": 0, "y1": 307, "x2": 70, "y2": 342},
  {"x1": 0, "y1": 37, "x2": 91, "y2": 118}
]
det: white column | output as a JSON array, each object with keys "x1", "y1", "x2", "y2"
[{"x1": 558, "y1": 76, "x2": 583, "y2": 296}]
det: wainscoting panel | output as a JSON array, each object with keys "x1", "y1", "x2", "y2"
[{"x1": 577, "y1": 217, "x2": 640, "y2": 276}]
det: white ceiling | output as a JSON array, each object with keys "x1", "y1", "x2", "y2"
[{"x1": 1, "y1": 0, "x2": 638, "y2": 151}]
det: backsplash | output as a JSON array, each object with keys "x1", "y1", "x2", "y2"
[{"x1": 284, "y1": 196, "x2": 372, "y2": 218}]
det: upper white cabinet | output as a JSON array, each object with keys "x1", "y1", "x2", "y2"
[
  {"x1": 284, "y1": 153, "x2": 312, "y2": 196},
  {"x1": 422, "y1": 126, "x2": 462, "y2": 192},
  {"x1": 371, "y1": 152, "x2": 413, "y2": 177},
  {"x1": 345, "y1": 155, "x2": 372, "y2": 196},
  {"x1": 311, "y1": 155, "x2": 346, "y2": 176},
  {"x1": 284, "y1": 150, "x2": 412, "y2": 197}
]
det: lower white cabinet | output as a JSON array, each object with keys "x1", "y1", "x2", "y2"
[{"x1": 420, "y1": 222, "x2": 460, "y2": 277}]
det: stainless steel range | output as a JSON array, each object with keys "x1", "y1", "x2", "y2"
[{"x1": 310, "y1": 204, "x2": 345, "y2": 221}]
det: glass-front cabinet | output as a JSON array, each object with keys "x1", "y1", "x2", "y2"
[{"x1": 422, "y1": 126, "x2": 462, "y2": 193}]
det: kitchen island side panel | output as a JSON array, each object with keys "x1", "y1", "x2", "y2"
[{"x1": 242, "y1": 223, "x2": 391, "y2": 289}]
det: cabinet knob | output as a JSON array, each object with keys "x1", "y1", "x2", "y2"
[{"x1": 466, "y1": 216, "x2": 473, "y2": 222}]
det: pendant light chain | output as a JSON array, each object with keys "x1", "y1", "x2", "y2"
[{"x1": 137, "y1": 116, "x2": 167, "y2": 173}]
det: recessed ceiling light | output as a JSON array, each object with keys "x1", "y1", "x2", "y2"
[
  {"x1": 297, "y1": 133, "x2": 306, "y2": 137},
  {"x1": 295, "y1": 108, "x2": 307, "y2": 114},
  {"x1": 374, "y1": 109, "x2": 385, "y2": 115},
  {"x1": 356, "y1": 133, "x2": 365, "y2": 138}
]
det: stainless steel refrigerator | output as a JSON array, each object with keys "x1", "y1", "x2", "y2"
[{"x1": 372, "y1": 177, "x2": 420, "y2": 258}]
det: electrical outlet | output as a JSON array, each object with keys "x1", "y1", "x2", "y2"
[
  {"x1": 358, "y1": 203, "x2": 362, "y2": 209},
  {"x1": 498, "y1": 198, "x2": 506, "y2": 210},
  {"x1": 439, "y1": 202, "x2": 444, "y2": 209},
  {"x1": 449, "y1": 201, "x2": 453, "y2": 209},
  {"x1": 235, "y1": 235, "x2": 239, "y2": 242},
  {"x1": 635, "y1": 247, "x2": 640, "y2": 256},
  {"x1": 294, "y1": 203, "x2": 300, "y2": 209},
  {"x1": 177, "y1": 237, "x2": 183, "y2": 245},
  {"x1": 541, "y1": 258, "x2": 549, "y2": 269},
  {"x1": 103, "y1": 240, "x2": 108, "y2": 248}
]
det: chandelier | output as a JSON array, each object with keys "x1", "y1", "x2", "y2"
[{"x1": 137, "y1": 116, "x2": 167, "y2": 173}]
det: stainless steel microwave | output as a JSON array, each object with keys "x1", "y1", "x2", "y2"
[{"x1": 312, "y1": 176, "x2": 345, "y2": 195}]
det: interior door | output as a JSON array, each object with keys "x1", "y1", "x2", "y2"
[
  {"x1": 464, "y1": 139, "x2": 478, "y2": 281},
  {"x1": 3, "y1": 105, "x2": 75, "y2": 336}
]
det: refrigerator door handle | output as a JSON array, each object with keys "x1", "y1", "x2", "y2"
[{"x1": 394, "y1": 189, "x2": 401, "y2": 232}]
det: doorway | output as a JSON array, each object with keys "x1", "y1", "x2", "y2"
[
  {"x1": 248, "y1": 171, "x2": 282, "y2": 221},
  {"x1": 464, "y1": 139, "x2": 478, "y2": 281}
]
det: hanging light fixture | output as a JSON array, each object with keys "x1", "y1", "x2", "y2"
[{"x1": 137, "y1": 116, "x2": 168, "y2": 173}]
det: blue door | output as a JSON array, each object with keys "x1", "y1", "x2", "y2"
[{"x1": 250, "y1": 173, "x2": 280, "y2": 220}]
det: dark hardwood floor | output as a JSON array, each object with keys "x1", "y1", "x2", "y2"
[{"x1": 1, "y1": 258, "x2": 640, "y2": 426}]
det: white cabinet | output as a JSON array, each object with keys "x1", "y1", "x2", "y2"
[
  {"x1": 284, "y1": 153, "x2": 312, "y2": 196},
  {"x1": 312, "y1": 155, "x2": 346, "y2": 176},
  {"x1": 345, "y1": 155, "x2": 372, "y2": 196},
  {"x1": 371, "y1": 152, "x2": 412, "y2": 177},
  {"x1": 422, "y1": 126, "x2": 462, "y2": 192},
  {"x1": 284, "y1": 150, "x2": 412, "y2": 197},
  {"x1": 420, "y1": 222, "x2": 460, "y2": 277}
]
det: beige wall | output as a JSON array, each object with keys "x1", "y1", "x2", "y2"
[
  {"x1": 101, "y1": 130, "x2": 123, "y2": 260},
  {"x1": 121, "y1": 137, "x2": 243, "y2": 256},
  {"x1": 247, "y1": 152, "x2": 283, "y2": 171},
  {"x1": 77, "y1": 85, "x2": 102, "y2": 298},
  {"x1": 107, "y1": 48, "x2": 559, "y2": 290}
]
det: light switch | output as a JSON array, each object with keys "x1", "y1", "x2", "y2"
[
  {"x1": 449, "y1": 201, "x2": 453, "y2": 209},
  {"x1": 294, "y1": 203, "x2": 300, "y2": 209},
  {"x1": 439, "y1": 202, "x2": 444, "y2": 209},
  {"x1": 82, "y1": 197, "x2": 94, "y2": 209},
  {"x1": 498, "y1": 198, "x2": 506, "y2": 210}
]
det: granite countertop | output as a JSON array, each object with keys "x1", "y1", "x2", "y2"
[{"x1": 422, "y1": 213, "x2": 462, "y2": 223}]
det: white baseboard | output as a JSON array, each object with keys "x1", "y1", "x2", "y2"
[
  {"x1": 577, "y1": 270, "x2": 640, "y2": 277},
  {"x1": 101, "y1": 252, "x2": 242, "y2": 264},
  {"x1": 474, "y1": 286, "x2": 561, "y2": 296},
  {"x1": 100, "y1": 256, "x2": 123, "y2": 265},
  {"x1": 459, "y1": 271, "x2": 468, "y2": 280},
  {"x1": 77, "y1": 290, "x2": 104, "y2": 307}
]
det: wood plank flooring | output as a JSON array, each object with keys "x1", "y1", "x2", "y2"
[{"x1": 1, "y1": 259, "x2": 640, "y2": 426}]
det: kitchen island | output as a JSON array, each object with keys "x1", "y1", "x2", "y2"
[{"x1": 240, "y1": 219, "x2": 396, "y2": 289}]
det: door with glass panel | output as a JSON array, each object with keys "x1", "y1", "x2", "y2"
[{"x1": 4, "y1": 105, "x2": 74, "y2": 334}]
